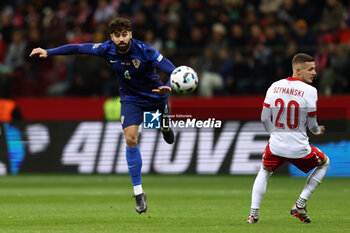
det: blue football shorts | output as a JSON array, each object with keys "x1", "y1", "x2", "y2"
[{"x1": 120, "y1": 99, "x2": 170, "y2": 129}]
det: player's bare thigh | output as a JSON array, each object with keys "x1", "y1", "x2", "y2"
[{"x1": 124, "y1": 125, "x2": 139, "y2": 147}]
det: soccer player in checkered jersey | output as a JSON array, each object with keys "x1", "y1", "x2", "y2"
[
  {"x1": 247, "y1": 53, "x2": 329, "y2": 223},
  {"x1": 30, "y1": 17, "x2": 176, "y2": 214}
]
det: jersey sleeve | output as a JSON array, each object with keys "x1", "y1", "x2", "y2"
[
  {"x1": 143, "y1": 43, "x2": 176, "y2": 87},
  {"x1": 307, "y1": 88, "x2": 318, "y2": 116},
  {"x1": 263, "y1": 85, "x2": 274, "y2": 108},
  {"x1": 90, "y1": 41, "x2": 110, "y2": 57},
  {"x1": 46, "y1": 41, "x2": 109, "y2": 57},
  {"x1": 143, "y1": 44, "x2": 161, "y2": 64},
  {"x1": 261, "y1": 106, "x2": 273, "y2": 133},
  {"x1": 307, "y1": 114, "x2": 321, "y2": 134}
]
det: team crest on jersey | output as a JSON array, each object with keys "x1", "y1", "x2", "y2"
[{"x1": 132, "y1": 59, "x2": 141, "y2": 69}]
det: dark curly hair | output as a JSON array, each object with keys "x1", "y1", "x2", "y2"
[{"x1": 108, "y1": 17, "x2": 132, "y2": 34}]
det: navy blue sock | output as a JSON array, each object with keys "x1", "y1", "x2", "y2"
[{"x1": 126, "y1": 146, "x2": 142, "y2": 186}]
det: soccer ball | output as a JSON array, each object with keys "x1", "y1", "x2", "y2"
[{"x1": 170, "y1": 66, "x2": 199, "y2": 94}]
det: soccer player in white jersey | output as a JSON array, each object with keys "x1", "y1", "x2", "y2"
[{"x1": 247, "y1": 53, "x2": 329, "y2": 223}]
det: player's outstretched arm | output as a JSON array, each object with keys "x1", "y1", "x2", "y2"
[
  {"x1": 30, "y1": 43, "x2": 101, "y2": 58},
  {"x1": 29, "y1": 48, "x2": 48, "y2": 58},
  {"x1": 152, "y1": 86, "x2": 172, "y2": 94},
  {"x1": 153, "y1": 56, "x2": 176, "y2": 88}
]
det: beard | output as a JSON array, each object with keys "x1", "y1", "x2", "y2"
[{"x1": 117, "y1": 40, "x2": 131, "y2": 52}]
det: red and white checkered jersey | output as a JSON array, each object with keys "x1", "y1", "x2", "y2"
[{"x1": 263, "y1": 77, "x2": 318, "y2": 158}]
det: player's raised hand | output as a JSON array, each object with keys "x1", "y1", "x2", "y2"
[
  {"x1": 314, "y1": 125, "x2": 326, "y2": 136},
  {"x1": 152, "y1": 86, "x2": 172, "y2": 94},
  {"x1": 29, "y1": 47, "x2": 48, "y2": 58}
]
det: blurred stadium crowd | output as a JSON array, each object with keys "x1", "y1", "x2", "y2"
[{"x1": 0, "y1": 0, "x2": 350, "y2": 98}]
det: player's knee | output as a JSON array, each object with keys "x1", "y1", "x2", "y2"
[
  {"x1": 319, "y1": 155, "x2": 330, "y2": 168},
  {"x1": 125, "y1": 135, "x2": 138, "y2": 147}
]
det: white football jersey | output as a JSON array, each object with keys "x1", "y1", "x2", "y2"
[{"x1": 263, "y1": 77, "x2": 318, "y2": 158}]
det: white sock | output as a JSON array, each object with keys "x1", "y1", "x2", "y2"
[
  {"x1": 133, "y1": 184, "x2": 143, "y2": 196},
  {"x1": 299, "y1": 158, "x2": 329, "y2": 201},
  {"x1": 251, "y1": 166, "x2": 272, "y2": 209},
  {"x1": 249, "y1": 208, "x2": 259, "y2": 217},
  {"x1": 296, "y1": 197, "x2": 306, "y2": 208}
]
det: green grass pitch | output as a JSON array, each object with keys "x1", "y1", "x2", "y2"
[{"x1": 0, "y1": 174, "x2": 349, "y2": 233}]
